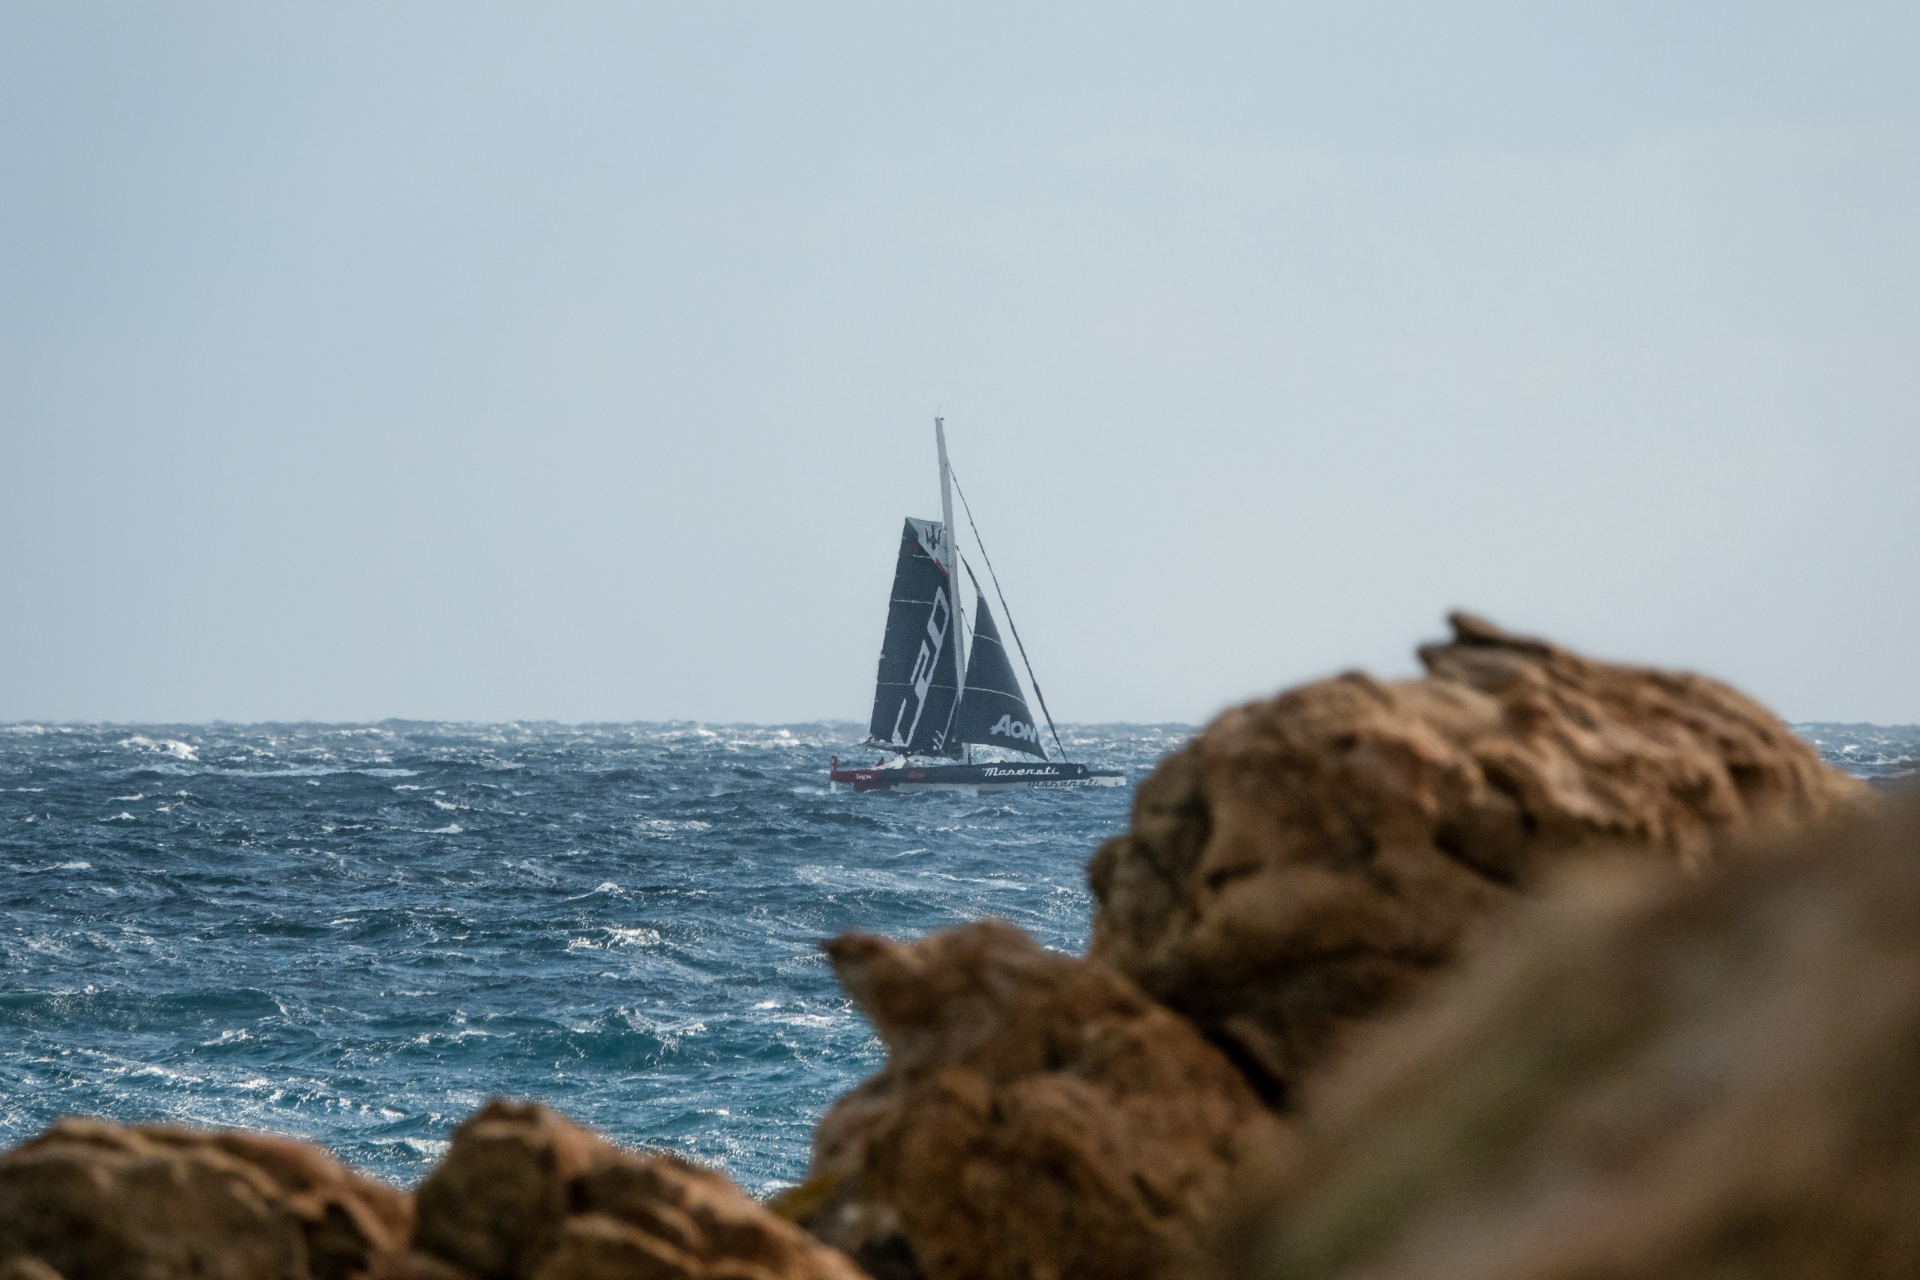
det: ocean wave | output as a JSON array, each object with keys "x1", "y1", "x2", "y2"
[{"x1": 0, "y1": 987, "x2": 283, "y2": 1032}]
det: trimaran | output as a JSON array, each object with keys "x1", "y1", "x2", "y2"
[{"x1": 829, "y1": 418, "x2": 1124, "y2": 794}]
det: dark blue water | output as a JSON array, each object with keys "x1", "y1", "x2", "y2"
[{"x1": 0, "y1": 722, "x2": 1181, "y2": 1192}]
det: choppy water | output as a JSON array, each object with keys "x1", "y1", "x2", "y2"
[
  {"x1": 1791, "y1": 722, "x2": 1920, "y2": 785},
  {"x1": 0, "y1": 722, "x2": 1182, "y2": 1191},
  {"x1": 3, "y1": 719, "x2": 1906, "y2": 1192}
]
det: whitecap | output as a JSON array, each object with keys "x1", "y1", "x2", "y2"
[
  {"x1": 605, "y1": 926, "x2": 661, "y2": 947},
  {"x1": 120, "y1": 735, "x2": 199, "y2": 762},
  {"x1": 128, "y1": 1063, "x2": 204, "y2": 1084},
  {"x1": 639, "y1": 1018, "x2": 707, "y2": 1037},
  {"x1": 427, "y1": 823, "x2": 463, "y2": 835},
  {"x1": 368, "y1": 1136, "x2": 451, "y2": 1159}
]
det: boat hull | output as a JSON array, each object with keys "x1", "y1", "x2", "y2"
[{"x1": 829, "y1": 757, "x2": 1124, "y2": 794}]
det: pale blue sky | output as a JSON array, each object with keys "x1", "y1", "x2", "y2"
[{"x1": 3, "y1": 3, "x2": 1916, "y2": 724}]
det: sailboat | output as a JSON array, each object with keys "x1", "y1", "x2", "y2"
[{"x1": 829, "y1": 419, "x2": 1125, "y2": 795}]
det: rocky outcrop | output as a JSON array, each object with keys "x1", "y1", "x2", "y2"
[
  {"x1": 1088, "y1": 612, "x2": 1870, "y2": 1105},
  {"x1": 779, "y1": 920, "x2": 1284, "y2": 1280},
  {"x1": 410, "y1": 1099, "x2": 865, "y2": 1280},
  {"x1": 0, "y1": 1118, "x2": 409, "y2": 1280},
  {"x1": 1233, "y1": 789, "x2": 1920, "y2": 1280}
]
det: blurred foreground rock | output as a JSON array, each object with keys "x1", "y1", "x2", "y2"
[
  {"x1": 1233, "y1": 788, "x2": 1920, "y2": 1280},
  {"x1": 412, "y1": 1099, "x2": 864, "y2": 1280},
  {"x1": 779, "y1": 920, "x2": 1283, "y2": 1280},
  {"x1": 0, "y1": 1102, "x2": 865, "y2": 1280},
  {"x1": 0, "y1": 1119, "x2": 410, "y2": 1280},
  {"x1": 1089, "y1": 612, "x2": 1870, "y2": 1104}
]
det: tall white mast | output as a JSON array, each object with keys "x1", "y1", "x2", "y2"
[{"x1": 935, "y1": 416, "x2": 966, "y2": 699}]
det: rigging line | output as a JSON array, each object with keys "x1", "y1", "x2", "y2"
[{"x1": 947, "y1": 469, "x2": 1069, "y2": 764}]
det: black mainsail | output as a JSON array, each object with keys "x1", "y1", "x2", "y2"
[
  {"x1": 948, "y1": 586, "x2": 1047, "y2": 759},
  {"x1": 864, "y1": 517, "x2": 962, "y2": 757}
]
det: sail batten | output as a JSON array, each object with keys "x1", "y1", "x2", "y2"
[{"x1": 864, "y1": 518, "x2": 963, "y2": 758}]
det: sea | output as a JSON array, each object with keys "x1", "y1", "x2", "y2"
[
  {"x1": 2, "y1": 720, "x2": 1912, "y2": 1192},
  {"x1": 0, "y1": 722, "x2": 1183, "y2": 1193}
]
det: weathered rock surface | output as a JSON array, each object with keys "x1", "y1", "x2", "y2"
[
  {"x1": 412, "y1": 1099, "x2": 866, "y2": 1280},
  {"x1": 781, "y1": 920, "x2": 1284, "y2": 1280},
  {"x1": 1088, "y1": 612, "x2": 1870, "y2": 1104},
  {"x1": 0, "y1": 1118, "x2": 410, "y2": 1280},
  {"x1": 1234, "y1": 788, "x2": 1920, "y2": 1280}
]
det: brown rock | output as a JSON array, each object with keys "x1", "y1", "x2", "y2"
[
  {"x1": 411, "y1": 1100, "x2": 608, "y2": 1279},
  {"x1": 0, "y1": 1118, "x2": 408, "y2": 1280},
  {"x1": 1233, "y1": 788, "x2": 1920, "y2": 1280},
  {"x1": 787, "y1": 920, "x2": 1284, "y2": 1280},
  {"x1": 411, "y1": 1099, "x2": 863, "y2": 1280},
  {"x1": 1088, "y1": 612, "x2": 1870, "y2": 1104},
  {"x1": 0, "y1": 1260, "x2": 66, "y2": 1280},
  {"x1": 532, "y1": 1214, "x2": 700, "y2": 1280},
  {"x1": 354, "y1": 1251, "x2": 474, "y2": 1280}
]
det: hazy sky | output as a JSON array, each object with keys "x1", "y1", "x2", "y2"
[{"x1": 4, "y1": 3, "x2": 1916, "y2": 726}]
